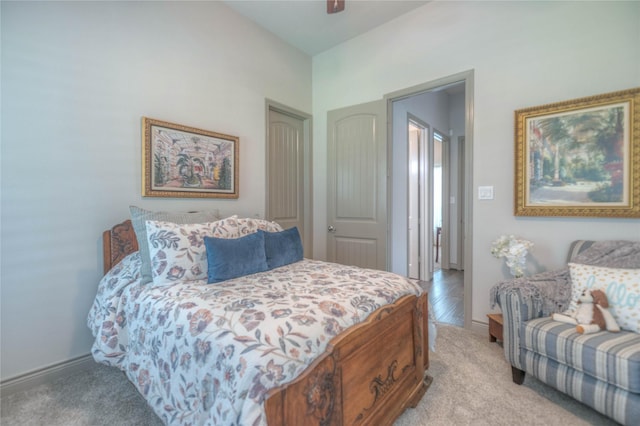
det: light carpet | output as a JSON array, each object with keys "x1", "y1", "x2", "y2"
[{"x1": 1, "y1": 325, "x2": 616, "y2": 425}]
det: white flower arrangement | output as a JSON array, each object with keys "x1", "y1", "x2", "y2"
[{"x1": 491, "y1": 235, "x2": 534, "y2": 278}]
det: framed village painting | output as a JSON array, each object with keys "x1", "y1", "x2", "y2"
[
  {"x1": 514, "y1": 87, "x2": 640, "y2": 218},
  {"x1": 142, "y1": 117, "x2": 239, "y2": 198}
]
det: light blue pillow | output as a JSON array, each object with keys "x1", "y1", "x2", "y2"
[
  {"x1": 205, "y1": 231, "x2": 269, "y2": 283},
  {"x1": 264, "y1": 227, "x2": 303, "y2": 269}
]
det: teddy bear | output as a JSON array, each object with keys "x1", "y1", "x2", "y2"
[{"x1": 552, "y1": 289, "x2": 620, "y2": 334}]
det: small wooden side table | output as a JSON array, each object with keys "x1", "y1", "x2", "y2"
[{"x1": 487, "y1": 313, "x2": 503, "y2": 342}]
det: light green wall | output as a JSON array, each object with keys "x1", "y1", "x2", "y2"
[
  {"x1": 0, "y1": 1, "x2": 311, "y2": 381},
  {"x1": 311, "y1": 1, "x2": 640, "y2": 325}
]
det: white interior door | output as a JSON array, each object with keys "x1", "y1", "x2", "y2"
[
  {"x1": 408, "y1": 125, "x2": 420, "y2": 278},
  {"x1": 433, "y1": 130, "x2": 450, "y2": 269},
  {"x1": 327, "y1": 100, "x2": 387, "y2": 270},
  {"x1": 408, "y1": 119, "x2": 430, "y2": 280}
]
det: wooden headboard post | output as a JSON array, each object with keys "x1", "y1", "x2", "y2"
[{"x1": 103, "y1": 219, "x2": 139, "y2": 274}]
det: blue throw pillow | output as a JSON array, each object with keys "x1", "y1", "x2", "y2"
[
  {"x1": 204, "y1": 231, "x2": 269, "y2": 283},
  {"x1": 264, "y1": 227, "x2": 303, "y2": 269}
]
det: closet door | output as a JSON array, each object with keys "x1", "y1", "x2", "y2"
[{"x1": 267, "y1": 107, "x2": 312, "y2": 256}]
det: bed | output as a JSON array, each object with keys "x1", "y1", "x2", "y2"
[{"x1": 89, "y1": 213, "x2": 434, "y2": 425}]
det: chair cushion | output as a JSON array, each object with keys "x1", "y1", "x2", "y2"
[
  {"x1": 520, "y1": 350, "x2": 640, "y2": 424},
  {"x1": 521, "y1": 317, "x2": 640, "y2": 393}
]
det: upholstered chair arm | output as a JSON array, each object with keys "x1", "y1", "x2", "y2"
[
  {"x1": 491, "y1": 269, "x2": 572, "y2": 368},
  {"x1": 496, "y1": 288, "x2": 534, "y2": 369}
]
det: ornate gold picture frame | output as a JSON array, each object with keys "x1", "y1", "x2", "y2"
[
  {"x1": 515, "y1": 88, "x2": 639, "y2": 218},
  {"x1": 142, "y1": 117, "x2": 239, "y2": 199}
]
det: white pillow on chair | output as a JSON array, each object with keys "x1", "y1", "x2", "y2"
[{"x1": 568, "y1": 263, "x2": 640, "y2": 333}]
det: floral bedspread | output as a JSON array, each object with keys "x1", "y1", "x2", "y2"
[{"x1": 88, "y1": 252, "x2": 426, "y2": 425}]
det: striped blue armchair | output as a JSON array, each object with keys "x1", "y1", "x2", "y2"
[{"x1": 492, "y1": 240, "x2": 640, "y2": 425}]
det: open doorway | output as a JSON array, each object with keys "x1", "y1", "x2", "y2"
[
  {"x1": 388, "y1": 71, "x2": 472, "y2": 329},
  {"x1": 405, "y1": 119, "x2": 462, "y2": 326},
  {"x1": 407, "y1": 120, "x2": 447, "y2": 278}
]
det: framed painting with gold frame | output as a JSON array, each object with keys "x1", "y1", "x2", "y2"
[
  {"x1": 514, "y1": 87, "x2": 640, "y2": 218},
  {"x1": 142, "y1": 117, "x2": 239, "y2": 199}
]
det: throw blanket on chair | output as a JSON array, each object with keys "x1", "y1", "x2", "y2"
[{"x1": 490, "y1": 240, "x2": 640, "y2": 317}]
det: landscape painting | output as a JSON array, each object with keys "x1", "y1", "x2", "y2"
[{"x1": 514, "y1": 88, "x2": 640, "y2": 218}]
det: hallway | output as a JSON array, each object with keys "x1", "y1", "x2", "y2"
[{"x1": 420, "y1": 269, "x2": 464, "y2": 327}]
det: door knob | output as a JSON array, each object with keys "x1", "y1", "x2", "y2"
[{"x1": 328, "y1": 226, "x2": 336, "y2": 233}]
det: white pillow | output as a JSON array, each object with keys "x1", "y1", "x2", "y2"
[
  {"x1": 568, "y1": 263, "x2": 640, "y2": 333},
  {"x1": 146, "y1": 217, "x2": 239, "y2": 286},
  {"x1": 236, "y1": 217, "x2": 283, "y2": 236},
  {"x1": 129, "y1": 205, "x2": 222, "y2": 284}
]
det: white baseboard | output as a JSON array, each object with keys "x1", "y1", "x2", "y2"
[
  {"x1": 470, "y1": 319, "x2": 489, "y2": 337},
  {"x1": 1, "y1": 354, "x2": 94, "y2": 397}
]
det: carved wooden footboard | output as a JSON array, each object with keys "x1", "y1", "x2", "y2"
[
  {"x1": 102, "y1": 219, "x2": 431, "y2": 425},
  {"x1": 265, "y1": 291, "x2": 430, "y2": 426}
]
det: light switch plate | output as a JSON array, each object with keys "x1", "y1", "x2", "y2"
[{"x1": 478, "y1": 186, "x2": 494, "y2": 200}]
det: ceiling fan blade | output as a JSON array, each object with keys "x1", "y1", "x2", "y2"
[{"x1": 327, "y1": 0, "x2": 345, "y2": 14}]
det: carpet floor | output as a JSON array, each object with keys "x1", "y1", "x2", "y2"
[{"x1": 1, "y1": 324, "x2": 617, "y2": 425}]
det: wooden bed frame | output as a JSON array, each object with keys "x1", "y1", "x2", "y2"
[{"x1": 103, "y1": 219, "x2": 432, "y2": 425}]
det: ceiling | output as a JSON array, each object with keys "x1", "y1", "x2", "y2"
[{"x1": 223, "y1": 0, "x2": 430, "y2": 56}]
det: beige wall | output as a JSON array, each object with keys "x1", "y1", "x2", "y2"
[
  {"x1": 312, "y1": 1, "x2": 640, "y2": 325},
  {"x1": 1, "y1": 1, "x2": 312, "y2": 381}
]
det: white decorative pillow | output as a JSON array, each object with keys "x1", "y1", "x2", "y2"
[
  {"x1": 129, "y1": 206, "x2": 222, "y2": 284},
  {"x1": 145, "y1": 217, "x2": 239, "y2": 286},
  {"x1": 236, "y1": 217, "x2": 283, "y2": 236},
  {"x1": 568, "y1": 263, "x2": 640, "y2": 333}
]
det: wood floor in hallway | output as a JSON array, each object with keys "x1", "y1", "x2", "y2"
[{"x1": 420, "y1": 268, "x2": 464, "y2": 327}]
